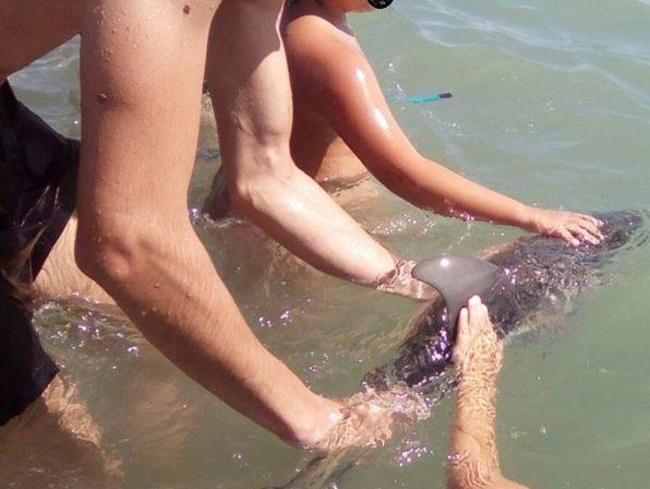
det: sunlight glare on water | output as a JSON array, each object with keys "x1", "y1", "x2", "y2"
[{"x1": 5, "y1": 0, "x2": 650, "y2": 487}]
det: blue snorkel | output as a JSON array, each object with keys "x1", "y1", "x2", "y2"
[{"x1": 404, "y1": 92, "x2": 453, "y2": 105}]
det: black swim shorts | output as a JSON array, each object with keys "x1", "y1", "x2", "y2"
[{"x1": 0, "y1": 81, "x2": 79, "y2": 425}]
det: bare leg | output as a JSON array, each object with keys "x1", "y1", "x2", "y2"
[
  {"x1": 35, "y1": 217, "x2": 115, "y2": 304},
  {"x1": 0, "y1": 376, "x2": 123, "y2": 488},
  {"x1": 448, "y1": 297, "x2": 531, "y2": 489},
  {"x1": 203, "y1": 164, "x2": 234, "y2": 219}
]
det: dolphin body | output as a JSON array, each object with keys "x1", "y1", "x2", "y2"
[
  {"x1": 277, "y1": 212, "x2": 647, "y2": 489},
  {"x1": 363, "y1": 210, "x2": 647, "y2": 396}
]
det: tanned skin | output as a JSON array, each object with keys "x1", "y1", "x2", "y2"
[
  {"x1": 0, "y1": 0, "x2": 597, "y2": 467},
  {"x1": 449, "y1": 296, "x2": 531, "y2": 489},
  {"x1": 204, "y1": 0, "x2": 603, "y2": 248},
  {"x1": 1, "y1": 0, "x2": 409, "y2": 454}
]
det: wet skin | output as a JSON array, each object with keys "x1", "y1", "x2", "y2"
[
  {"x1": 283, "y1": 212, "x2": 644, "y2": 487},
  {"x1": 277, "y1": 296, "x2": 533, "y2": 489},
  {"x1": 0, "y1": 0, "x2": 620, "y2": 468},
  {"x1": 0, "y1": 0, "x2": 395, "y2": 454},
  {"x1": 204, "y1": 0, "x2": 604, "y2": 249},
  {"x1": 366, "y1": 210, "x2": 645, "y2": 392},
  {"x1": 0, "y1": 376, "x2": 124, "y2": 488},
  {"x1": 449, "y1": 297, "x2": 531, "y2": 489},
  {"x1": 1, "y1": 0, "x2": 480, "y2": 457}
]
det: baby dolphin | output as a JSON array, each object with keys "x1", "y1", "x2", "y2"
[{"x1": 364, "y1": 210, "x2": 647, "y2": 393}]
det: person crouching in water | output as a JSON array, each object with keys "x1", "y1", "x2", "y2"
[{"x1": 203, "y1": 0, "x2": 603, "y2": 251}]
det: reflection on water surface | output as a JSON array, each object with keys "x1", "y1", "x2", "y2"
[{"x1": 4, "y1": 1, "x2": 650, "y2": 486}]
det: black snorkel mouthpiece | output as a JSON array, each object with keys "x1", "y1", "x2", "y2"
[
  {"x1": 412, "y1": 254, "x2": 515, "y2": 336},
  {"x1": 367, "y1": 0, "x2": 394, "y2": 9}
]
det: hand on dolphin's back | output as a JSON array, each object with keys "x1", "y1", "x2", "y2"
[
  {"x1": 309, "y1": 297, "x2": 499, "y2": 455},
  {"x1": 452, "y1": 296, "x2": 501, "y2": 373},
  {"x1": 376, "y1": 259, "x2": 439, "y2": 301},
  {"x1": 376, "y1": 209, "x2": 604, "y2": 301},
  {"x1": 449, "y1": 296, "x2": 532, "y2": 489},
  {"x1": 524, "y1": 208, "x2": 604, "y2": 246}
]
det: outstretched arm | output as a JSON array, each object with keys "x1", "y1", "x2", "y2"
[
  {"x1": 205, "y1": 1, "x2": 434, "y2": 299},
  {"x1": 74, "y1": 0, "x2": 349, "y2": 448},
  {"x1": 284, "y1": 22, "x2": 602, "y2": 247},
  {"x1": 448, "y1": 297, "x2": 530, "y2": 489}
]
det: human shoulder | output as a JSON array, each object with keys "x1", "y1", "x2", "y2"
[
  {"x1": 286, "y1": 23, "x2": 372, "y2": 112},
  {"x1": 283, "y1": 0, "x2": 339, "y2": 37},
  {"x1": 283, "y1": 4, "x2": 359, "y2": 75}
]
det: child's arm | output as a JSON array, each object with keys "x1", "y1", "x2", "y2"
[
  {"x1": 287, "y1": 33, "x2": 602, "y2": 246},
  {"x1": 448, "y1": 298, "x2": 531, "y2": 489}
]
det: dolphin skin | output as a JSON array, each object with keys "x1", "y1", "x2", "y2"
[
  {"x1": 364, "y1": 210, "x2": 647, "y2": 394},
  {"x1": 278, "y1": 212, "x2": 647, "y2": 489}
]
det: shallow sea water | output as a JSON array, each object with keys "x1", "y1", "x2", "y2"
[{"x1": 6, "y1": 0, "x2": 650, "y2": 487}]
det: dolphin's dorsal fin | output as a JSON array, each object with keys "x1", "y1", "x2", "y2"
[{"x1": 412, "y1": 254, "x2": 504, "y2": 332}]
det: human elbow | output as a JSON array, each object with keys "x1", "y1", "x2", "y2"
[
  {"x1": 74, "y1": 218, "x2": 160, "y2": 290},
  {"x1": 228, "y1": 146, "x2": 293, "y2": 214}
]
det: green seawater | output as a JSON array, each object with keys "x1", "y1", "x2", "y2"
[{"x1": 7, "y1": 1, "x2": 650, "y2": 487}]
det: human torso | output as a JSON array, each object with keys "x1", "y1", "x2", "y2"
[
  {"x1": 285, "y1": 0, "x2": 370, "y2": 188},
  {"x1": 290, "y1": 101, "x2": 368, "y2": 188}
]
